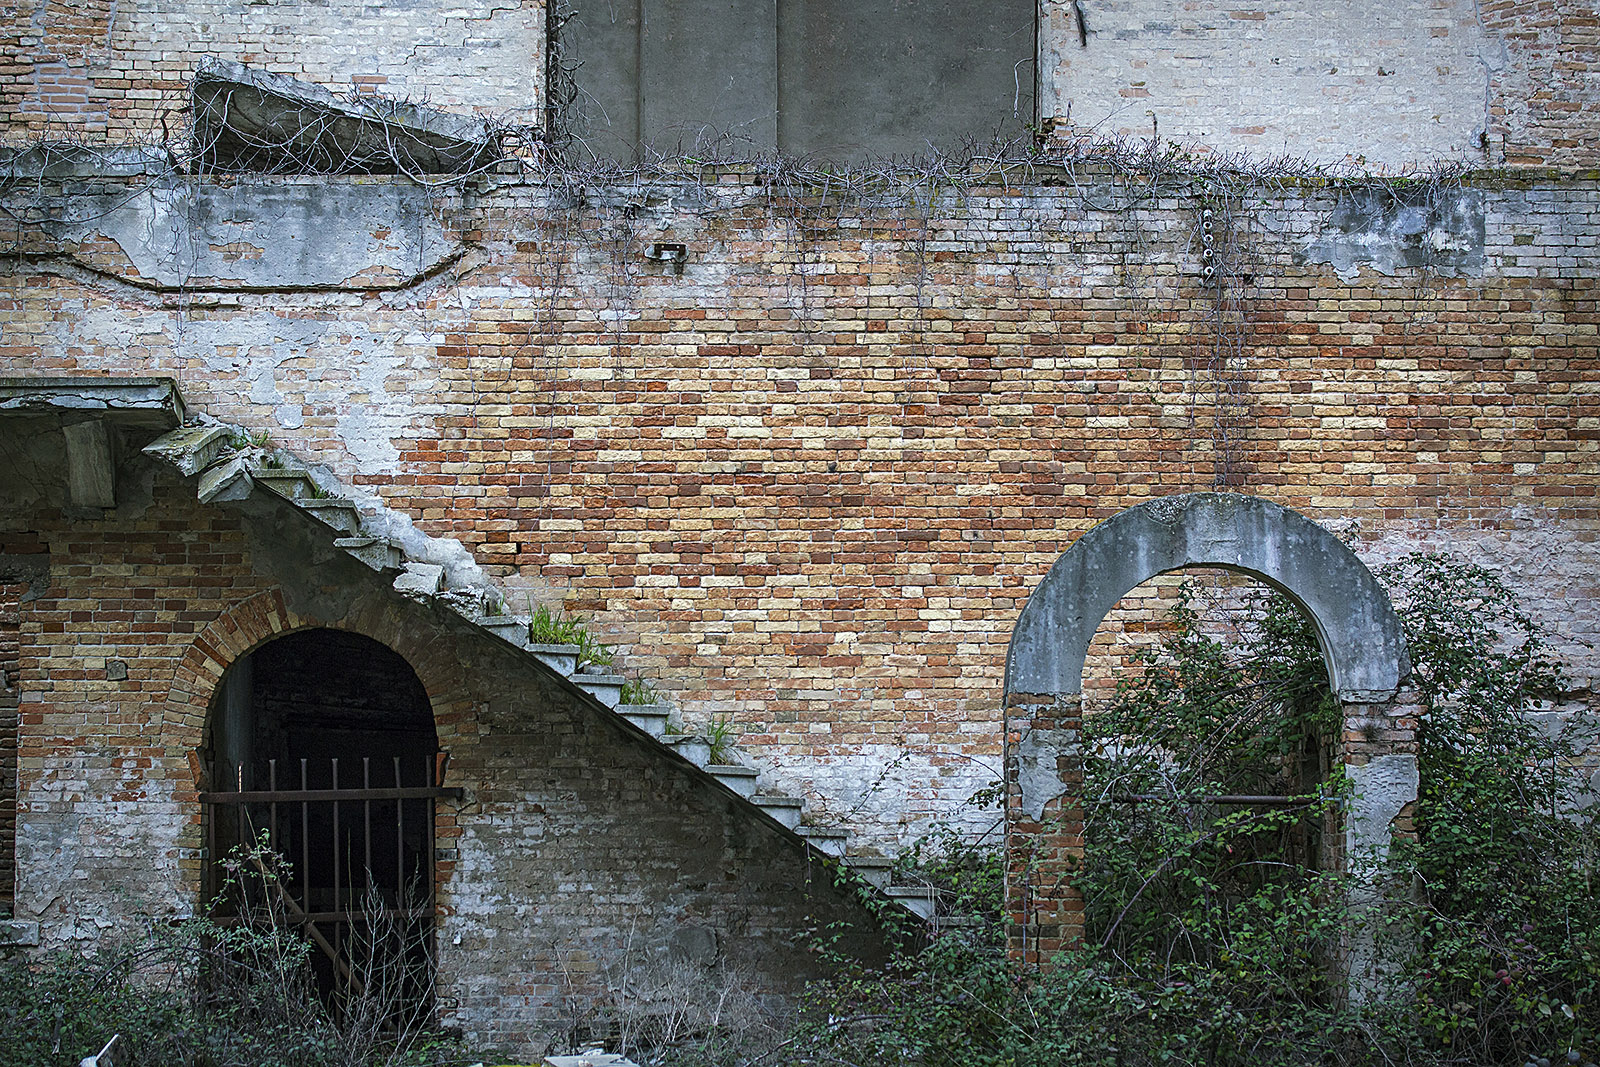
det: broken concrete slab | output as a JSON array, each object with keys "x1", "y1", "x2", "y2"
[
  {"x1": 142, "y1": 424, "x2": 233, "y2": 476},
  {"x1": 394, "y1": 562, "x2": 446, "y2": 597},
  {"x1": 192, "y1": 58, "x2": 499, "y2": 175},
  {"x1": 0, "y1": 376, "x2": 185, "y2": 429}
]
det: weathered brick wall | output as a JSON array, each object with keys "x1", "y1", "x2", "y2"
[
  {"x1": 2, "y1": 0, "x2": 545, "y2": 145},
  {"x1": 3, "y1": 167, "x2": 1594, "y2": 848},
  {"x1": 0, "y1": 581, "x2": 20, "y2": 911},
  {"x1": 1039, "y1": 0, "x2": 1600, "y2": 169},
  {"x1": 1, "y1": 443, "x2": 888, "y2": 1050}
]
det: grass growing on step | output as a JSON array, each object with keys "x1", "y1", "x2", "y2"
[
  {"x1": 527, "y1": 603, "x2": 586, "y2": 645},
  {"x1": 527, "y1": 603, "x2": 615, "y2": 669},
  {"x1": 706, "y1": 715, "x2": 736, "y2": 763},
  {"x1": 620, "y1": 678, "x2": 660, "y2": 705}
]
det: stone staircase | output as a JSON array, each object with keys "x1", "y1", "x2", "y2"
[{"x1": 143, "y1": 422, "x2": 938, "y2": 923}]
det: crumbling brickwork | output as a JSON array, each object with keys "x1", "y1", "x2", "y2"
[{"x1": 0, "y1": 581, "x2": 21, "y2": 912}]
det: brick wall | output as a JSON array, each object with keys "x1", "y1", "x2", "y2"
[
  {"x1": 2, "y1": 0, "x2": 545, "y2": 145},
  {"x1": 4, "y1": 0, "x2": 1595, "y2": 168},
  {"x1": 2, "y1": 450, "x2": 889, "y2": 1051},
  {"x1": 1039, "y1": 0, "x2": 1599, "y2": 169},
  {"x1": 0, "y1": 581, "x2": 20, "y2": 911},
  {"x1": 3, "y1": 167, "x2": 1594, "y2": 849}
]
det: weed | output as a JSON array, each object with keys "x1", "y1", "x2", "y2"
[{"x1": 619, "y1": 678, "x2": 660, "y2": 705}]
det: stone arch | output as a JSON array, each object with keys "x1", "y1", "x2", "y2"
[
  {"x1": 1006, "y1": 493, "x2": 1409, "y2": 704},
  {"x1": 164, "y1": 588, "x2": 476, "y2": 760},
  {"x1": 163, "y1": 587, "x2": 480, "y2": 910},
  {"x1": 1002, "y1": 493, "x2": 1418, "y2": 968}
]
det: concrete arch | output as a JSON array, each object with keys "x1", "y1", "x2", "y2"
[{"x1": 1006, "y1": 493, "x2": 1409, "y2": 703}]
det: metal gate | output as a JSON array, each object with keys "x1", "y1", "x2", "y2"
[{"x1": 201, "y1": 753, "x2": 461, "y2": 998}]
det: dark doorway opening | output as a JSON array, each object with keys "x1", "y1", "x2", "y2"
[{"x1": 203, "y1": 629, "x2": 448, "y2": 1012}]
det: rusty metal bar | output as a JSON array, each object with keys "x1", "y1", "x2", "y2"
[
  {"x1": 332, "y1": 758, "x2": 340, "y2": 916},
  {"x1": 363, "y1": 757, "x2": 372, "y2": 885},
  {"x1": 1096, "y1": 793, "x2": 1334, "y2": 807},
  {"x1": 299, "y1": 758, "x2": 309, "y2": 913},
  {"x1": 394, "y1": 756, "x2": 404, "y2": 902},
  {"x1": 200, "y1": 786, "x2": 464, "y2": 804}
]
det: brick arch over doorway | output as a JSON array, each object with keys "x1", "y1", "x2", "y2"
[
  {"x1": 1002, "y1": 493, "x2": 1420, "y2": 966},
  {"x1": 160, "y1": 587, "x2": 479, "y2": 898}
]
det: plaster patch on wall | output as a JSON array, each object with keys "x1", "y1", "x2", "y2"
[
  {"x1": 1300, "y1": 187, "x2": 1486, "y2": 280},
  {"x1": 42, "y1": 179, "x2": 461, "y2": 290},
  {"x1": 1041, "y1": 0, "x2": 1493, "y2": 165},
  {"x1": 752, "y1": 745, "x2": 1001, "y2": 850},
  {"x1": 1345, "y1": 753, "x2": 1419, "y2": 873}
]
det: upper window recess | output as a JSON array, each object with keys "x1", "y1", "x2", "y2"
[
  {"x1": 192, "y1": 59, "x2": 500, "y2": 175},
  {"x1": 557, "y1": 0, "x2": 1038, "y2": 163}
]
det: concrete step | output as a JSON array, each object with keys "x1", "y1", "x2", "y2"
[
  {"x1": 251, "y1": 467, "x2": 318, "y2": 500},
  {"x1": 884, "y1": 885, "x2": 936, "y2": 921},
  {"x1": 663, "y1": 734, "x2": 711, "y2": 766},
  {"x1": 528, "y1": 643, "x2": 578, "y2": 677},
  {"x1": 753, "y1": 794, "x2": 803, "y2": 829},
  {"x1": 476, "y1": 615, "x2": 530, "y2": 649},
  {"x1": 797, "y1": 825, "x2": 849, "y2": 857},
  {"x1": 334, "y1": 536, "x2": 405, "y2": 572},
  {"x1": 297, "y1": 497, "x2": 363, "y2": 534},
  {"x1": 197, "y1": 456, "x2": 252, "y2": 504},
  {"x1": 706, "y1": 763, "x2": 759, "y2": 797},
  {"x1": 843, "y1": 855, "x2": 894, "y2": 889},
  {"x1": 142, "y1": 424, "x2": 232, "y2": 476},
  {"x1": 574, "y1": 672, "x2": 624, "y2": 709},
  {"x1": 619, "y1": 703, "x2": 672, "y2": 737},
  {"x1": 394, "y1": 562, "x2": 444, "y2": 596}
]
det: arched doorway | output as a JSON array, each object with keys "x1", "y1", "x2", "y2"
[
  {"x1": 1003, "y1": 493, "x2": 1417, "y2": 966},
  {"x1": 201, "y1": 628, "x2": 451, "y2": 1002}
]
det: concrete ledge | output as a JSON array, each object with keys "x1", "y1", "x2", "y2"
[{"x1": 0, "y1": 376, "x2": 185, "y2": 429}]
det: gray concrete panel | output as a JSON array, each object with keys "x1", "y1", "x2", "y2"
[
  {"x1": 1006, "y1": 493, "x2": 1409, "y2": 702},
  {"x1": 778, "y1": 0, "x2": 1036, "y2": 159},
  {"x1": 643, "y1": 0, "x2": 778, "y2": 156}
]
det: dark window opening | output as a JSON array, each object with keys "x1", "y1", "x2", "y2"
[
  {"x1": 203, "y1": 629, "x2": 443, "y2": 1011},
  {"x1": 558, "y1": 0, "x2": 1038, "y2": 162}
]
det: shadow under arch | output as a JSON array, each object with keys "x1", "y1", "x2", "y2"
[{"x1": 1002, "y1": 493, "x2": 1418, "y2": 969}]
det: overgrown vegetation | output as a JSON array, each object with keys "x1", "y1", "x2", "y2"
[
  {"x1": 791, "y1": 553, "x2": 1599, "y2": 1067},
  {"x1": 0, "y1": 839, "x2": 491, "y2": 1067},
  {"x1": 6, "y1": 554, "x2": 1593, "y2": 1067}
]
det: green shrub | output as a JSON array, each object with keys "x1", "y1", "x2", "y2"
[{"x1": 793, "y1": 554, "x2": 1600, "y2": 1067}]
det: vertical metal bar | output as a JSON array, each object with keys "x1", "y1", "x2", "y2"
[
  {"x1": 332, "y1": 757, "x2": 341, "y2": 916},
  {"x1": 300, "y1": 758, "x2": 310, "y2": 912},
  {"x1": 363, "y1": 757, "x2": 372, "y2": 894},
  {"x1": 425, "y1": 754, "x2": 436, "y2": 911},
  {"x1": 395, "y1": 756, "x2": 405, "y2": 897},
  {"x1": 268, "y1": 758, "x2": 278, "y2": 857}
]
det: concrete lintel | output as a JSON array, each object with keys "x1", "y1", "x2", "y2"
[
  {"x1": 62, "y1": 419, "x2": 116, "y2": 508},
  {"x1": 193, "y1": 58, "x2": 498, "y2": 174},
  {"x1": 0, "y1": 376, "x2": 185, "y2": 429}
]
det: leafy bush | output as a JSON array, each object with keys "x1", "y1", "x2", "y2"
[{"x1": 794, "y1": 554, "x2": 1600, "y2": 1067}]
